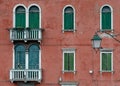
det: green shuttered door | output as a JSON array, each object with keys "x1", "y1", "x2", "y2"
[
  {"x1": 15, "y1": 6, "x2": 26, "y2": 28},
  {"x1": 15, "y1": 45, "x2": 25, "y2": 69},
  {"x1": 29, "y1": 6, "x2": 39, "y2": 29},
  {"x1": 28, "y1": 45, "x2": 39, "y2": 69}
]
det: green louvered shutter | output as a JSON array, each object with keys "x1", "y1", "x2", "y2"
[
  {"x1": 102, "y1": 12, "x2": 111, "y2": 30},
  {"x1": 107, "y1": 53, "x2": 111, "y2": 70},
  {"x1": 69, "y1": 53, "x2": 74, "y2": 70},
  {"x1": 102, "y1": 53, "x2": 111, "y2": 71},
  {"x1": 29, "y1": 6, "x2": 39, "y2": 29},
  {"x1": 15, "y1": 45, "x2": 25, "y2": 69},
  {"x1": 64, "y1": 53, "x2": 69, "y2": 70},
  {"x1": 29, "y1": 45, "x2": 39, "y2": 69},
  {"x1": 64, "y1": 13, "x2": 74, "y2": 30},
  {"x1": 102, "y1": 53, "x2": 107, "y2": 70},
  {"x1": 64, "y1": 53, "x2": 74, "y2": 71},
  {"x1": 15, "y1": 6, "x2": 26, "y2": 28},
  {"x1": 64, "y1": 7, "x2": 74, "y2": 30}
]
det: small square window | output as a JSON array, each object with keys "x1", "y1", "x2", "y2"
[
  {"x1": 62, "y1": 48, "x2": 75, "y2": 72},
  {"x1": 100, "y1": 49, "x2": 113, "y2": 72}
]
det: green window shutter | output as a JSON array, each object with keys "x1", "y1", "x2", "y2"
[
  {"x1": 64, "y1": 7, "x2": 74, "y2": 30},
  {"x1": 28, "y1": 45, "x2": 39, "y2": 69},
  {"x1": 102, "y1": 53, "x2": 107, "y2": 70},
  {"x1": 64, "y1": 13, "x2": 74, "y2": 30},
  {"x1": 29, "y1": 6, "x2": 39, "y2": 29},
  {"x1": 107, "y1": 53, "x2": 111, "y2": 70},
  {"x1": 69, "y1": 53, "x2": 74, "y2": 70},
  {"x1": 15, "y1": 6, "x2": 26, "y2": 28},
  {"x1": 15, "y1": 45, "x2": 25, "y2": 69},
  {"x1": 64, "y1": 53, "x2": 74, "y2": 71},
  {"x1": 102, "y1": 12, "x2": 111, "y2": 30},
  {"x1": 102, "y1": 53, "x2": 111, "y2": 71},
  {"x1": 64, "y1": 53, "x2": 69, "y2": 70}
]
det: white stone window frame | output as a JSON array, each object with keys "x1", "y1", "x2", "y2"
[
  {"x1": 62, "y1": 5, "x2": 76, "y2": 32},
  {"x1": 12, "y1": 44, "x2": 41, "y2": 69},
  {"x1": 100, "y1": 4, "x2": 113, "y2": 31},
  {"x1": 13, "y1": 4, "x2": 41, "y2": 28},
  {"x1": 62, "y1": 48, "x2": 76, "y2": 73},
  {"x1": 100, "y1": 48, "x2": 113, "y2": 73}
]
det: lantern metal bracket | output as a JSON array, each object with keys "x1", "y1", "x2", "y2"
[{"x1": 92, "y1": 30, "x2": 120, "y2": 52}]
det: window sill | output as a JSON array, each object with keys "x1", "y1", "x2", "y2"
[
  {"x1": 62, "y1": 29, "x2": 76, "y2": 32},
  {"x1": 62, "y1": 70, "x2": 76, "y2": 74},
  {"x1": 100, "y1": 29, "x2": 113, "y2": 32},
  {"x1": 99, "y1": 70, "x2": 114, "y2": 74}
]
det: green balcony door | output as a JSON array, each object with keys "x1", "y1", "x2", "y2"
[
  {"x1": 28, "y1": 45, "x2": 39, "y2": 69},
  {"x1": 15, "y1": 6, "x2": 26, "y2": 28},
  {"x1": 29, "y1": 6, "x2": 39, "y2": 29},
  {"x1": 15, "y1": 45, "x2": 25, "y2": 69}
]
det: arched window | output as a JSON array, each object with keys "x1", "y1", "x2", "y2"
[
  {"x1": 15, "y1": 45, "x2": 25, "y2": 69},
  {"x1": 15, "y1": 6, "x2": 26, "y2": 28},
  {"x1": 101, "y1": 6, "x2": 112, "y2": 31},
  {"x1": 28, "y1": 44, "x2": 39, "y2": 69},
  {"x1": 29, "y1": 6, "x2": 39, "y2": 29},
  {"x1": 63, "y1": 6, "x2": 74, "y2": 31}
]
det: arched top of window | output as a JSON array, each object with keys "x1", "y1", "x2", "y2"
[
  {"x1": 15, "y1": 6, "x2": 25, "y2": 13},
  {"x1": 29, "y1": 6, "x2": 39, "y2": 13},
  {"x1": 15, "y1": 44, "x2": 25, "y2": 51},
  {"x1": 102, "y1": 6, "x2": 111, "y2": 13},
  {"x1": 64, "y1": 6, "x2": 73, "y2": 13},
  {"x1": 29, "y1": 44, "x2": 39, "y2": 51}
]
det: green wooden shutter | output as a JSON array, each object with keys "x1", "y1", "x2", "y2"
[
  {"x1": 102, "y1": 53, "x2": 107, "y2": 70},
  {"x1": 15, "y1": 45, "x2": 25, "y2": 69},
  {"x1": 64, "y1": 13, "x2": 74, "y2": 30},
  {"x1": 64, "y1": 53, "x2": 74, "y2": 71},
  {"x1": 102, "y1": 12, "x2": 111, "y2": 30},
  {"x1": 69, "y1": 53, "x2": 74, "y2": 70},
  {"x1": 64, "y1": 53, "x2": 69, "y2": 70},
  {"x1": 29, "y1": 6, "x2": 39, "y2": 29},
  {"x1": 107, "y1": 53, "x2": 111, "y2": 70},
  {"x1": 102, "y1": 53, "x2": 111, "y2": 71},
  {"x1": 64, "y1": 7, "x2": 74, "y2": 30},
  {"x1": 15, "y1": 6, "x2": 26, "y2": 28},
  {"x1": 29, "y1": 45, "x2": 39, "y2": 69}
]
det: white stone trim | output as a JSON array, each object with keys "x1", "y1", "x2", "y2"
[
  {"x1": 13, "y1": 44, "x2": 41, "y2": 69},
  {"x1": 100, "y1": 49, "x2": 113, "y2": 72},
  {"x1": 62, "y1": 48, "x2": 76, "y2": 73},
  {"x1": 28, "y1": 4, "x2": 41, "y2": 28},
  {"x1": 12, "y1": 45, "x2": 15, "y2": 69},
  {"x1": 62, "y1": 5, "x2": 75, "y2": 32},
  {"x1": 100, "y1": 4, "x2": 113, "y2": 31},
  {"x1": 13, "y1": 4, "x2": 27, "y2": 28}
]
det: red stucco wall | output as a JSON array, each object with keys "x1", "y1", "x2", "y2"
[{"x1": 1, "y1": 0, "x2": 120, "y2": 86}]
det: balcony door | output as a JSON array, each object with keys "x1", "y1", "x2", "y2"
[
  {"x1": 15, "y1": 45, "x2": 25, "y2": 69},
  {"x1": 15, "y1": 6, "x2": 26, "y2": 28},
  {"x1": 14, "y1": 44, "x2": 39, "y2": 69},
  {"x1": 29, "y1": 6, "x2": 39, "y2": 29},
  {"x1": 28, "y1": 45, "x2": 39, "y2": 69}
]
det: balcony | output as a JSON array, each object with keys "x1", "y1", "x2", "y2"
[
  {"x1": 10, "y1": 28, "x2": 42, "y2": 42},
  {"x1": 10, "y1": 69, "x2": 42, "y2": 83}
]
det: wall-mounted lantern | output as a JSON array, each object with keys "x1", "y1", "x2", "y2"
[{"x1": 91, "y1": 33, "x2": 102, "y2": 49}]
